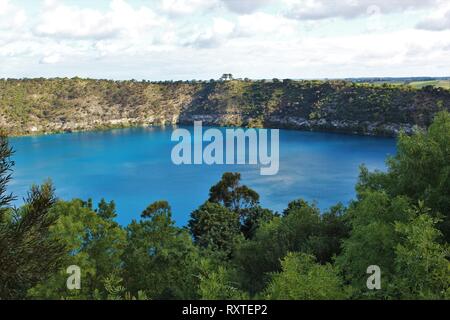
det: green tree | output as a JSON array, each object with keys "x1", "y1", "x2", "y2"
[
  {"x1": 358, "y1": 111, "x2": 450, "y2": 241},
  {"x1": 28, "y1": 199, "x2": 126, "y2": 299},
  {"x1": 197, "y1": 258, "x2": 249, "y2": 300},
  {"x1": 103, "y1": 273, "x2": 148, "y2": 300},
  {"x1": 208, "y1": 172, "x2": 259, "y2": 213},
  {"x1": 96, "y1": 198, "x2": 117, "y2": 220},
  {"x1": 189, "y1": 202, "x2": 241, "y2": 257},
  {"x1": 122, "y1": 201, "x2": 200, "y2": 299},
  {"x1": 208, "y1": 172, "x2": 274, "y2": 239},
  {"x1": 305, "y1": 203, "x2": 350, "y2": 264},
  {"x1": 264, "y1": 253, "x2": 350, "y2": 300},
  {"x1": 234, "y1": 200, "x2": 322, "y2": 294},
  {"x1": 141, "y1": 200, "x2": 171, "y2": 219},
  {"x1": 240, "y1": 206, "x2": 276, "y2": 239},
  {"x1": 335, "y1": 191, "x2": 413, "y2": 298},
  {"x1": 235, "y1": 199, "x2": 349, "y2": 295},
  {"x1": 0, "y1": 135, "x2": 14, "y2": 218},
  {"x1": 0, "y1": 136, "x2": 65, "y2": 299},
  {"x1": 391, "y1": 209, "x2": 449, "y2": 299}
]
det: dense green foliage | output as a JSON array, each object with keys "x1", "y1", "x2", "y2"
[
  {"x1": 122, "y1": 202, "x2": 200, "y2": 299},
  {"x1": 0, "y1": 112, "x2": 449, "y2": 300},
  {"x1": 28, "y1": 199, "x2": 126, "y2": 299},
  {"x1": 264, "y1": 253, "x2": 350, "y2": 300},
  {"x1": 1, "y1": 78, "x2": 449, "y2": 136},
  {"x1": 357, "y1": 111, "x2": 450, "y2": 241},
  {"x1": 0, "y1": 136, "x2": 65, "y2": 299}
]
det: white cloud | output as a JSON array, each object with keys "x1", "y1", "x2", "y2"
[
  {"x1": 235, "y1": 12, "x2": 298, "y2": 38},
  {"x1": 160, "y1": 0, "x2": 218, "y2": 16},
  {"x1": 220, "y1": 0, "x2": 274, "y2": 14},
  {"x1": 35, "y1": 5, "x2": 116, "y2": 39},
  {"x1": 416, "y1": 2, "x2": 450, "y2": 31},
  {"x1": 183, "y1": 12, "x2": 299, "y2": 48},
  {"x1": 213, "y1": 17, "x2": 235, "y2": 35},
  {"x1": 0, "y1": 0, "x2": 27, "y2": 30},
  {"x1": 35, "y1": 0, "x2": 166, "y2": 40},
  {"x1": 40, "y1": 53, "x2": 62, "y2": 64},
  {"x1": 182, "y1": 17, "x2": 235, "y2": 48},
  {"x1": 284, "y1": 0, "x2": 440, "y2": 20},
  {"x1": 0, "y1": 0, "x2": 449, "y2": 79}
]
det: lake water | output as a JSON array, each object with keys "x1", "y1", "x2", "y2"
[{"x1": 9, "y1": 126, "x2": 396, "y2": 226}]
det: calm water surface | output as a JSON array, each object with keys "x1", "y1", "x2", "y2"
[{"x1": 9, "y1": 126, "x2": 396, "y2": 226}]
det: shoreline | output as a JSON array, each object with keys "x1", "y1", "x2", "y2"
[{"x1": 7, "y1": 120, "x2": 403, "y2": 140}]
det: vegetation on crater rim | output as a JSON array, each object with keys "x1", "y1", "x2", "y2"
[{"x1": 1, "y1": 77, "x2": 449, "y2": 136}]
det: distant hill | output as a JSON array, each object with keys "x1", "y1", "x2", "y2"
[
  {"x1": 344, "y1": 77, "x2": 450, "y2": 90},
  {"x1": 1, "y1": 78, "x2": 449, "y2": 136}
]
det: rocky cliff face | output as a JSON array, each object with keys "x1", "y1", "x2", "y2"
[
  {"x1": 1, "y1": 78, "x2": 449, "y2": 136},
  {"x1": 177, "y1": 114, "x2": 417, "y2": 136}
]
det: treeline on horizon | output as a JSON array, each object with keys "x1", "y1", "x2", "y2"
[
  {"x1": 1, "y1": 76, "x2": 449, "y2": 136},
  {"x1": 0, "y1": 111, "x2": 449, "y2": 300}
]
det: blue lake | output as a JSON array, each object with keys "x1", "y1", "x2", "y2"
[{"x1": 9, "y1": 126, "x2": 396, "y2": 226}]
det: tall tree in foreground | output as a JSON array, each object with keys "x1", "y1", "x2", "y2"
[
  {"x1": 0, "y1": 136, "x2": 65, "y2": 299},
  {"x1": 264, "y1": 253, "x2": 350, "y2": 300},
  {"x1": 0, "y1": 135, "x2": 14, "y2": 219},
  {"x1": 123, "y1": 201, "x2": 200, "y2": 299},
  {"x1": 197, "y1": 258, "x2": 249, "y2": 300},
  {"x1": 234, "y1": 199, "x2": 349, "y2": 295},
  {"x1": 335, "y1": 191, "x2": 414, "y2": 298},
  {"x1": 189, "y1": 202, "x2": 241, "y2": 257},
  {"x1": 208, "y1": 172, "x2": 259, "y2": 213},
  {"x1": 207, "y1": 172, "x2": 275, "y2": 239},
  {"x1": 28, "y1": 199, "x2": 126, "y2": 299},
  {"x1": 391, "y1": 207, "x2": 449, "y2": 299},
  {"x1": 358, "y1": 111, "x2": 450, "y2": 241},
  {"x1": 337, "y1": 193, "x2": 449, "y2": 299}
]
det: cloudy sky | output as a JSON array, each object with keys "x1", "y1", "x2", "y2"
[{"x1": 1, "y1": 0, "x2": 450, "y2": 80}]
